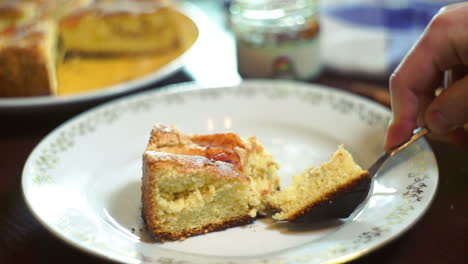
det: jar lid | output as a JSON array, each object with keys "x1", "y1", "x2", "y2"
[{"x1": 230, "y1": 0, "x2": 318, "y2": 32}]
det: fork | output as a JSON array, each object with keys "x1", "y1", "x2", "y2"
[
  {"x1": 300, "y1": 127, "x2": 430, "y2": 220},
  {"x1": 329, "y1": 127, "x2": 431, "y2": 219},
  {"x1": 311, "y1": 69, "x2": 453, "y2": 220},
  {"x1": 366, "y1": 68, "x2": 454, "y2": 188},
  {"x1": 337, "y1": 70, "x2": 454, "y2": 218},
  {"x1": 367, "y1": 127, "x2": 429, "y2": 179}
]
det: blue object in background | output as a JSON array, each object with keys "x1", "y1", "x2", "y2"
[
  {"x1": 324, "y1": 1, "x2": 461, "y2": 73},
  {"x1": 325, "y1": 2, "x2": 440, "y2": 30}
]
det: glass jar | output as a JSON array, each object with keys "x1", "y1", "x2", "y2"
[{"x1": 230, "y1": 0, "x2": 321, "y2": 80}]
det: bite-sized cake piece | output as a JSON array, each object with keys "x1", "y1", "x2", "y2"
[
  {"x1": 269, "y1": 145, "x2": 370, "y2": 221},
  {"x1": 59, "y1": 0, "x2": 180, "y2": 55},
  {"x1": 0, "y1": 19, "x2": 58, "y2": 97},
  {"x1": 141, "y1": 124, "x2": 280, "y2": 241}
]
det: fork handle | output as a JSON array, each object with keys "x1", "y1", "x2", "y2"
[
  {"x1": 368, "y1": 127, "x2": 429, "y2": 177},
  {"x1": 388, "y1": 127, "x2": 429, "y2": 156}
]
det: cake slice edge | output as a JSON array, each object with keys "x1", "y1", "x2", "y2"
[
  {"x1": 141, "y1": 150, "x2": 256, "y2": 242},
  {"x1": 269, "y1": 145, "x2": 371, "y2": 221}
]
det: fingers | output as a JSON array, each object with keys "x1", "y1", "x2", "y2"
[
  {"x1": 424, "y1": 75, "x2": 468, "y2": 134},
  {"x1": 385, "y1": 2, "x2": 468, "y2": 150},
  {"x1": 416, "y1": 91, "x2": 436, "y2": 127},
  {"x1": 427, "y1": 127, "x2": 468, "y2": 148},
  {"x1": 385, "y1": 118, "x2": 416, "y2": 150}
]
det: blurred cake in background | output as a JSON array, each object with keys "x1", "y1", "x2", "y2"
[
  {"x1": 0, "y1": 19, "x2": 57, "y2": 97},
  {"x1": 0, "y1": 0, "x2": 193, "y2": 97},
  {"x1": 59, "y1": 0, "x2": 179, "y2": 56},
  {"x1": 0, "y1": 1, "x2": 57, "y2": 97}
]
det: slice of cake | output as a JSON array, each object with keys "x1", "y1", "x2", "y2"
[
  {"x1": 59, "y1": 0, "x2": 180, "y2": 56},
  {"x1": 0, "y1": 0, "x2": 76, "y2": 97},
  {"x1": 269, "y1": 145, "x2": 370, "y2": 221},
  {"x1": 142, "y1": 151, "x2": 255, "y2": 242},
  {"x1": 0, "y1": 18, "x2": 58, "y2": 97},
  {"x1": 0, "y1": 0, "x2": 188, "y2": 97},
  {"x1": 141, "y1": 124, "x2": 280, "y2": 241}
]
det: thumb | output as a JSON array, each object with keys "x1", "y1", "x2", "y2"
[{"x1": 424, "y1": 75, "x2": 468, "y2": 134}]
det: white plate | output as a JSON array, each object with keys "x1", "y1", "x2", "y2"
[
  {"x1": 22, "y1": 80, "x2": 438, "y2": 264},
  {"x1": 0, "y1": 3, "x2": 200, "y2": 111}
]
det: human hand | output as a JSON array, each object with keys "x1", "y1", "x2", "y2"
[{"x1": 385, "y1": 2, "x2": 468, "y2": 151}]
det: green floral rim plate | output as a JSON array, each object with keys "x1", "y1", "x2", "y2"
[{"x1": 22, "y1": 80, "x2": 438, "y2": 264}]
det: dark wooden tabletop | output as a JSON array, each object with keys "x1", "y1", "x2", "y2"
[{"x1": 1, "y1": 1, "x2": 467, "y2": 263}]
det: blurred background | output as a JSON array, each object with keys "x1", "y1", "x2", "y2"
[
  {"x1": 185, "y1": 0, "x2": 462, "y2": 87},
  {"x1": 1, "y1": 0, "x2": 463, "y2": 111}
]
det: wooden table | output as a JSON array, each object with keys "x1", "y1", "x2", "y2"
[{"x1": 1, "y1": 1, "x2": 467, "y2": 263}]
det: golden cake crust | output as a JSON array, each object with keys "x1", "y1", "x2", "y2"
[
  {"x1": 0, "y1": 0, "x2": 75, "y2": 97},
  {"x1": 142, "y1": 124, "x2": 280, "y2": 241},
  {"x1": 151, "y1": 215, "x2": 253, "y2": 242},
  {"x1": 146, "y1": 124, "x2": 253, "y2": 173},
  {"x1": 142, "y1": 151, "x2": 251, "y2": 241},
  {"x1": 146, "y1": 124, "x2": 192, "y2": 149},
  {"x1": 0, "y1": 19, "x2": 57, "y2": 97}
]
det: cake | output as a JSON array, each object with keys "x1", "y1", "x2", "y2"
[
  {"x1": 141, "y1": 124, "x2": 280, "y2": 241},
  {"x1": 0, "y1": 19, "x2": 58, "y2": 97},
  {"x1": 0, "y1": 0, "x2": 181, "y2": 97},
  {"x1": 0, "y1": 0, "x2": 94, "y2": 97},
  {"x1": 0, "y1": 1, "x2": 37, "y2": 31},
  {"x1": 59, "y1": 0, "x2": 180, "y2": 56},
  {"x1": 141, "y1": 125, "x2": 371, "y2": 241},
  {"x1": 269, "y1": 145, "x2": 370, "y2": 221}
]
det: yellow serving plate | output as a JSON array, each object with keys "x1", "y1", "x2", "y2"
[
  {"x1": 58, "y1": 8, "x2": 198, "y2": 96},
  {"x1": 0, "y1": 2, "x2": 200, "y2": 110}
]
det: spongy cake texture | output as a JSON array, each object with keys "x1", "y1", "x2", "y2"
[
  {"x1": 268, "y1": 145, "x2": 370, "y2": 221},
  {"x1": 141, "y1": 124, "x2": 280, "y2": 241},
  {"x1": 142, "y1": 125, "x2": 370, "y2": 241}
]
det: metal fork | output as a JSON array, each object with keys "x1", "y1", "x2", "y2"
[
  {"x1": 302, "y1": 127, "x2": 430, "y2": 220},
  {"x1": 312, "y1": 70, "x2": 451, "y2": 220},
  {"x1": 367, "y1": 127, "x2": 429, "y2": 179}
]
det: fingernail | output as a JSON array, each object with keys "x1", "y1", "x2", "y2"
[{"x1": 429, "y1": 110, "x2": 454, "y2": 134}]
